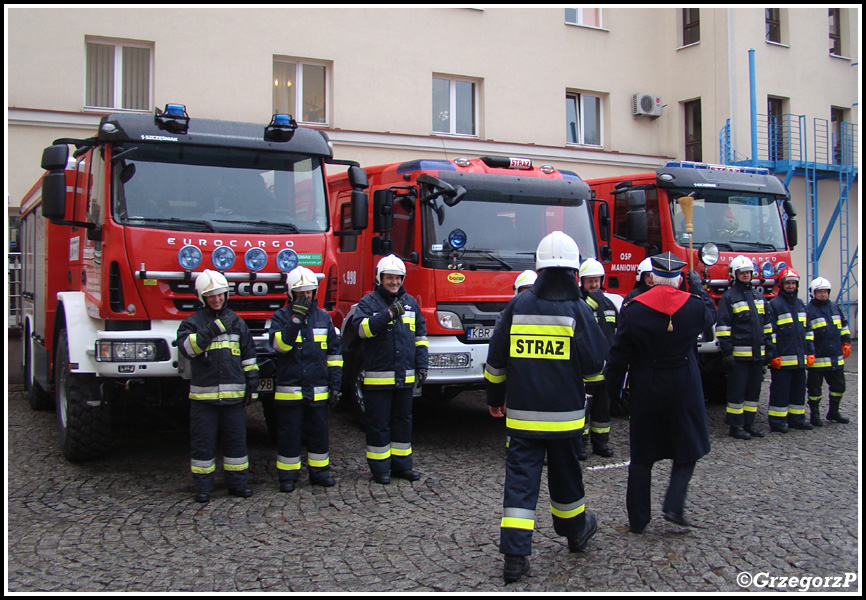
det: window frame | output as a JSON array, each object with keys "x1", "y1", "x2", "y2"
[
  {"x1": 682, "y1": 8, "x2": 700, "y2": 47},
  {"x1": 432, "y1": 75, "x2": 479, "y2": 137},
  {"x1": 828, "y1": 8, "x2": 842, "y2": 56},
  {"x1": 84, "y1": 38, "x2": 153, "y2": 111},
  {"x1": 566, "y1": 91, "x2": 603, "y2": 147},
  {"x1": 765, "y1": 8, "x2": 782, "y2": 44},
  {"x1": 684, "y1": 99, "x2": 702, "y2": 162},
  {"x1": 564, "y1": 8, "x2": 602, "y2": 28},
  {"x1": 273, "y1": 57, "x2": 330, "y2": 126}
]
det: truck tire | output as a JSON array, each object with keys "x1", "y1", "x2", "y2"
[
  {"x1": 343, "y1": 351, "x2": 368, "y2": 426},
  {"x1": 25, "y1": 329, "x2": 53, "y2": 411},
  {"x1": 55, "y1": 329, "x2": 111, "y2": 461}
]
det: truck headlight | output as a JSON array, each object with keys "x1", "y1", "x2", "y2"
[
  {"x1": 428, "y1": 353, "x2": 471, "y2": 369},
  {"x1": 437, "y1": 311, "x2": 463, "y2": 330},
  {"x1": 96, "y1": 340, "x2": 169, "y2": 362}
]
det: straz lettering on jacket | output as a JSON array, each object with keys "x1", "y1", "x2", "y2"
[{"x1": 509, "y1": 315, "x2": 574, "y2": 360}]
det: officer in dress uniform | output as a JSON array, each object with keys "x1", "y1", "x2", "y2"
[
  {"x1": 606, "y1": 253, "x2": 716, "y2": 533},
  {"x1": 766, "y1": 267, "x2": 815, "y2": 432},
  {"x1": 485, "y1": 232, "x2": 609, "y2": 583},
  {"x1": 716, "y1": 255, "x2": 775, "y2": 439}
]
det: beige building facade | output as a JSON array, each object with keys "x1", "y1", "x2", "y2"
[{"x1": 6, "y1": 6, "x2": 859, "y2": 323}]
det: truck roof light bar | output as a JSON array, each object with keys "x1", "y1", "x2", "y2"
[
  {"x1": 154, "y1": 103, "x2": 190, "y2": 134},
  {"x1": 264, "y1": 114, "x2": 298, "y2": 142},
  {"x1": 481, "y1": 156, "x2": 532, "y2": 170},
  {"x1": 664, "y1": 161, "x2": 770, "y2": 175}
]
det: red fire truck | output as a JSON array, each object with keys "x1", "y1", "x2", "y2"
[
  {"x1": 19, "y1": 104, "x2": 369, "y2": 460},
  {"x1": 585, "y1": 161, "x2": 798, "y2": 359},
  {"x1": 328, "y1": 156, "x2": 602, "y2": 417}
]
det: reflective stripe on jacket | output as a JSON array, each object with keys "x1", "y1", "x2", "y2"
[
  {"x1": 768, "y1": 290, "x2": 814, "y2": 369},
  {"x1": 716, "y1": 281, "x2": 774, "y2": 361},
  {"x1": 807, "y1": 299, "x2": 850, "y2": 370}
]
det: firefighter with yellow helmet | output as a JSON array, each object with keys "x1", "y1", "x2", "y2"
[
  {"x1": 716, "y1": 255, "x2": 775, "y2": 439},
  {"x1": 353, "y1": 254, "x2": 428, "y2": 484},
  {"x1": 268, "y1": 266, "x2": 343, "y2": 492},
  {"x1": 485, "y1": 231, "x2": 608, "y2": 583},
  {"x1": 177, "y1": 269, "x2": 259, "y2": 503},
  {"x1": 806, "y1": 277, "x2": 851, "y2": 425}
]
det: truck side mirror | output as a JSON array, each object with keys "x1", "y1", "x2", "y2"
[
  {"x1": 786, "y1": 217, "x2": 798, "y2": 249},
  {"x1": 597, "y1": 201, "x2": 610, "y2": 242},
  {"x1": 41, "y1": 144, "x2": 70, "y2": 221},
  {"x1": 351, "y1": 189, "x2": 368, "y2": 231},
  {"x1": 372, "y1": 188, "x2": 394, "y2": 234},
  {"x1": 624, "y1": 190, "x2": 647, "y2": 243},
  {"x1": 348, "y1": 165, "x2": 369, "y2": 190}
]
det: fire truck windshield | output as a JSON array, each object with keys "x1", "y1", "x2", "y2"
[
  {"x1": 424, "y1": 192, "x2": 597, "y2": 270},
  {"x1": 112, "y1": 144, "x2": 328, "y2": 233},
  {"x1": 669, "y1": 189, "x2": 787, "y2": 251}
]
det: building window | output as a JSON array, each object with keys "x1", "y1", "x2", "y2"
[
  {"x1": 831, "y1": 106, "x2": 851, "y2": 165},
  {"x1": 565, "y1": 8, "x2": 601, "y2": 28},
  {"x1": 828, "y1": 8, "x2": 842, "y2": 56},
  {"x1": 684, "y1": 99, "x2": 702, "y2": 162},
  {"x1": 85, "y1": 39, "x2": 152, "y2": 110},
  {"x1": 768, "y1": 97, "x2": 786, "y2": 161},
  {"x1": 273, "y1": 59, "x2": 328, "y2": 124},
  {"x1": 682, "y1": 9, "x2": 700, "y2": 46},
  {"x1": 765, "y1": 8, "x2": 781, "y2": 43},
  {"x1": 566, "y1": 92, "x2": 602, "y2": 146},
  {"x1": 433, "y1": 76, "x2": 477, "y2": 136}
]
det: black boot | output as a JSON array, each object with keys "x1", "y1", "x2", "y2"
[
  {"x1": 729, "y1": 426, "x2": 752, "y2": 439},
  {"x1": 503, "y1": 554, "x2": 531, "y2": 583},
  {"x1": 808, "y1": 401, "x2": 824, "y2": 427},
  {"x1": 827, "y1": 401, "x2": 850, "y2": 424},
  {"x1": 592, "y1": 442, "x2": 614, "y2": 457},
  {"x1": 744, "y1": 425, "x2": 765, "y2": 438}
]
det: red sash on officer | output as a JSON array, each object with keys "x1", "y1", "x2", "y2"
[{"x1": 633, "y1": 286, "x2": 690, "y2": 331}]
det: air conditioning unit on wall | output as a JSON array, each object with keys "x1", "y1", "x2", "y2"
[{"x1": 633, "y1": 93, "x2": 663, "y2": 118}]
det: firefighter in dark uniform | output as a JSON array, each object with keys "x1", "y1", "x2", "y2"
[
  {"x1": 485, "y1": 231, "x2": 609, "y2": 583},
  {"x1": 606, "y1": 253, "x2": 716, "y2": 533},
  {"x1": 177, "y1": 269, "x2": 259, "y2": 503},
  {"x1": 578, "y1": 258, "x2": 617, "y2": 458},
  {"x1": 767, "y1": 267, "x2": 815, "y2": 432},
  {"x1": 354, "y1": 254, "x2": 429, "y2": 484},
  {"x1": 806, "y1": 277, "x2": 852, "y2": 425},
  {"x1": 269, "y1": 266, "x2": 343, "y2": 492},
  {"x1": 716, "y1": 255, "x2": 775, "y2": 439}
]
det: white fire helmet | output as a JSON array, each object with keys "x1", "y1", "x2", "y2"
[
  {"x1": 376, "y1": 254, "x2": 406, "y2": 284},
  {"x1": 579, "y1": 258, "x2": 605, "y2": 281},
  {"x1": 729, "y1": 254, "x2": 755, "y2": 278},
  {"x1": 513, "y1": 270, "x2": 537, "y2": 295},
  {"x1": 636, "y1": 257, "x2": 653, "y2": 281},
  {"x1": 286, "y1": 266, "x2": 319, "y2": 301},
  {"x1": 809, "y1": 276, "x2": 832, "y2": 297},
  {"x1": 195, "y1": 269, "x2": 230, "y2": 304},
  {"x1": 535, "y1": 231, "x2": 581, "y2": 271}
]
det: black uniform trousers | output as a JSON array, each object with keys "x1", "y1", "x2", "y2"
[
  {"x1": 627, "y1": 460, "x2": 695, "y2": 531},
  {"x1": 807, "y1": 369, "x2": 846, "y2": 404},
  {"x1": 724, "y1": 360, "x2": 764, "y2": 428},
  {"x1": 500, "y1": 436, "x2": 587, "y2": 556},
  {"x1": 768, "y1": 369, "x2": 807, "y2": 428},
  {"x1": 585, "y1": 381, "x2": 611, "y2": 446},
  {"x1": 190, "y1": 401, "x2": 248, "y2": 494},
  {"x1": 275, "y1": 402, "x2": 330, "y2": 483},
  {"x1": 363, "y1": 386, "x2": 414, "y2": 475}
]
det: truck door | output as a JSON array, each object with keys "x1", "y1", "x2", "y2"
[{"x1": 607, "y1": 187, "x2": 662, "y2": 293}]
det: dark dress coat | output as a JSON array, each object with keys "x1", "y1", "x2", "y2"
[{"x1": 605, "y1": 285, "x2": 716, "y2": 464}]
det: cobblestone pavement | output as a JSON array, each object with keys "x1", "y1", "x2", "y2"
[{"x1": 6, "y1": 340, "x2": 860, "y2": 593}]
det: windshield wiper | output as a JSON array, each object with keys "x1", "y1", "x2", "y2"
[
  {"x1": 729, "y1": 241, "x2": 779, "y2": 251},
  {"x1": 126, "y1": 217, "x2": 215, "y2": 232},
  {"x1": 211, "y1": 219, "x2": 301, "y2": 233},
  {"x1": 463, "y1": 249, "x2": 513, "y2": 270}
]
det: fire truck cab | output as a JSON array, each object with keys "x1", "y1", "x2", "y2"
[
  {"x1": 328, "y1": 156, "x2": 600, "y2": 417},
  {"x1": 586, "y1": 161, "x2": 797, "y2": 356},
  {"x1": 19, "y1": 104, "x2": 365, "y2": 460}
]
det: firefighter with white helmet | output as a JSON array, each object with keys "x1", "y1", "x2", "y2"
[
  {"x1": 716, "y1": 255, "x2": 775, "y2": 439},
  {"x1": 177, "y1": 269, "x2": 259, "y2": 503},
  {"x1": 806, "y1": 276, "x2": 851, "y2": 424},
  {"x1": 578, "y1": 258, "x2": 617, "y2": 459},
  {"x1": 353, "y1": 254, "x2": 428, "y2": 484},
  {"x1": 268, "y1": 266, "x2": 342, "y2": 491},
  {"x1": 623, "y1": 257, "x2": 655, "y2": 304},
  {"x1": 766, "y1": 267, "x2": 816, "y2": 432},
  {"x1": 513, "y1": 270, "x2": 537, "y2": 296},
  {"x1": 485, "y1": 231, "x2": 608, "y2": 582}
]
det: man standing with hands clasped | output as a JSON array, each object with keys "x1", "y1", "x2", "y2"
[
  {"x1": 605, "y1": 253, "x2": 716, "y2": 533},
  {"x1": 485, "y1": 231, "x2": 609, "y2": 583}
]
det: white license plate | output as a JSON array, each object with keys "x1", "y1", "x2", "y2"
[
  {"x1": 466, "y1": 326, "x2": 495, "y2": 341},
  {"x1": 257, "y1": 378, "x2": 274, "y2": 392}
]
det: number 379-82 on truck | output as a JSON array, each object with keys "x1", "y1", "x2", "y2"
[
  {"x1": 585, "y1": 161, "x2": 798, "y2": 364},
  {"x1": 18, "y1": 104, "x2": 369, "y2": 461},
  {"x1": 327, "y1": 156, "x2": 604, "y2": 419}
]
